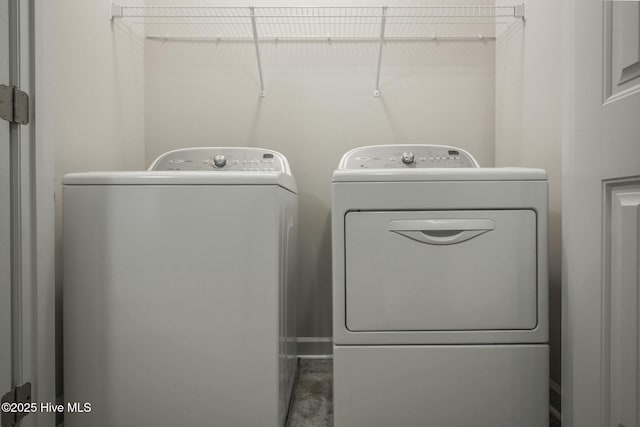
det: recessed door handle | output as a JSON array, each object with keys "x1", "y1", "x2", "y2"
[{"x1": 387, "y1": 219, "x2": 495, "y2": 245}]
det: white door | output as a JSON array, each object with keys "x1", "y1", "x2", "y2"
[
  {"x1": 0, "y1": 0, "x2": 14, "y2": 416},
  {"x1": 563, "y1": 0, "x2": 640, "y2": 426}
]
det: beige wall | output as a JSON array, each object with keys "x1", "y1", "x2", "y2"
[
  {"x1": 52, "y1": 0, "x2": 146, "y2": 400},
  {"x1": 144, "y1": 0, "x2": 496, "y2": 339},
  {"x1": 495, "y1": 0, "x2": 563, "y2": 407}
]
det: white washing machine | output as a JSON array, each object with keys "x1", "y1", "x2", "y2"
[
  {"x1": 332, "y1": 145, "x2": 549, "y2": 427},
  {"x1": 63, "y1": 147, "x2": 298, "y2": 427}
]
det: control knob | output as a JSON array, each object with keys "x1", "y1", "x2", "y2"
[
  {"x1": 401, "y1": 151, "x2": 416, "y2": 165},
  {"x1": 213, "y1": 154, "x2": 227, "y2": 168}
]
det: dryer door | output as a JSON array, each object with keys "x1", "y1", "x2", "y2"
[{"x1": 344, "y1": 210, "x2": 537, "y2": 332}]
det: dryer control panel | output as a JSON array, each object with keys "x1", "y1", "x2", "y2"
[
  {"x1": 338, "y1": 145, "x2": 479, "y2": 169},
  {"x1": 149, "y1": 147, "x2": 291, "y2": 174}
]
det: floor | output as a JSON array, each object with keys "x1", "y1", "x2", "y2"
[
  {"x1": 287, "y1": 359, "x2": 333, "y2": 427},
  {"x1": 287, "y1": 359, "x2": 561, "y2": 427}
]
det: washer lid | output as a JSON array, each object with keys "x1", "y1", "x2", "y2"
[
  {"x1": 62, "y1": 171, "x2": 297, "y2": 193},
  {"x1": 332, "y1": 167, "x2": 547, "y2": 182}
]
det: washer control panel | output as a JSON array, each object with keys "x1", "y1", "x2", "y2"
[
  {"x1": 149, "y1": 147, "x2": 291, "y2": 174},
  {"x1": 339, "y1": 145, "x2": 479, "y2": 169}
]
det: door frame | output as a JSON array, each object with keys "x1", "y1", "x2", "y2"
[
  {"x1": 31, "y1": 0, "x2": 56, "y2": 423},
  {"x1": 561, "y1": 0, "x2": 576, "y2": 424},
  {"x1": 12, "y1": 0, "x2": 56, "y2": 425}
]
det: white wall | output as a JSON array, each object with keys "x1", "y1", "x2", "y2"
[
  {"x1": 143, "y1": 0, "x2": 496, "y2": 340},
  {"x1": 495, "y1": 0, "x2": 563, "y2": 412},
  {"x1": 52, "y1": 0, "x2": 145, "y2": 403}
]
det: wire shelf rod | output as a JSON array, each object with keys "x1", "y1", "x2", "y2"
[
  {"x1": 118, "y1": 6, "x2": 513, "y2": 11},
  {"x1": 137, "y1": 21, "x2": 509, "y2": 27},
  {"x1": 145, "y1": 35, "x2": 498, "y2": 42},
  {"x1": 120, "y1": 13, "x2": 516, "y2": 18}
]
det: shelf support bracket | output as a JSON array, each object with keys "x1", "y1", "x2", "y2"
[
  {"x1": 374, "y1": 6, "x2": 388, "y2": 97},
  {"x1": 514, "y1": 3, "x2": 526, "y2": 20},
  {"x1": 110, "y1": 1, "x2": 123, "y2": 20},
  {"x1": 250, "y1": 7, "x2": 266, "y2": 97}
]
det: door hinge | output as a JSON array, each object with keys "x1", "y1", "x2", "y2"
[
  {"x1": 0, "y1": 84, "x2": 29, "y2": 125},
  {"x1": 1, "y1": 383, "x2": 32, "y2": 427}
]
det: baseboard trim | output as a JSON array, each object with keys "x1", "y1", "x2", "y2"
[{"x1": 297, "y1": 337, "x2": 333, "y2": 358}]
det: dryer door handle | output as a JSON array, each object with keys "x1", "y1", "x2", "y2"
[{"x1": 387, "y1": 219, "x2": 495, "y2": 245}]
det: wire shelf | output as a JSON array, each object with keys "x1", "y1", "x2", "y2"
[
  {"x1": 111, "y1": 4, "x2": 525, "y2": 97},
  {"x1": 113, "y1": 5, "x2": 523, "y2": 40}
]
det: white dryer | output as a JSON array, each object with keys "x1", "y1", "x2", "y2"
[
  {"x1": 332, "y1": 145, "x2": 549, "y2": 427},
  {"x1": 63, "y1": 147, "x2": 297, "y2": 427}
]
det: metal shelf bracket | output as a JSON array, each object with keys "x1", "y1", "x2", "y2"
[
  {"x1": 110, "y1": 1, "x2": 123, "y2": 20},
  {"x1": 374, "y1": 5, "x2": 388, "y2": 97},
  {"x1": 250, "y1": 7, "x2": 266, "y2": 97}
]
